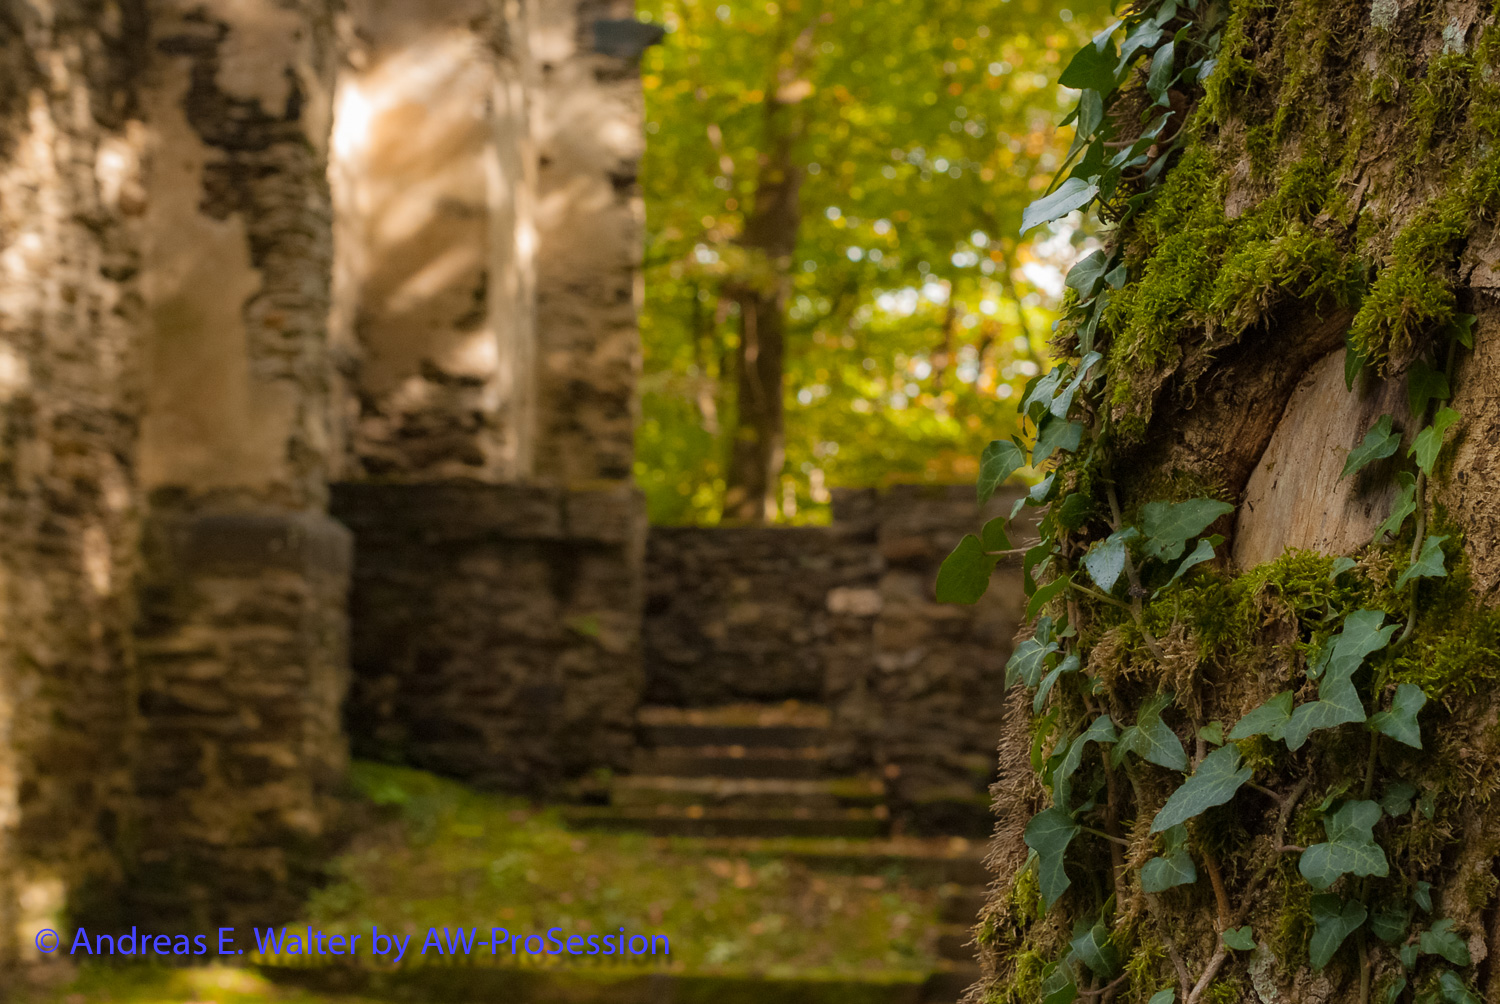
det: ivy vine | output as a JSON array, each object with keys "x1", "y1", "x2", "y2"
[{"x1": 937, "y1": 3, "x2": 1485, "y2": 1003}]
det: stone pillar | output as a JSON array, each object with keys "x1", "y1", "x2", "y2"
[
  {"x1": 329, "y1": 0, "x2": 536, "y2": 482},
  {"x1": 529, "y1": 0, "x2": 651, "y2": 483},
  {"x1": 0, "y1": 0, "x2": 150, "y2": 964},
  {"x1": 330, "y1": 0, "x2": 650, "y2": 796},
  {"x1": 129, "y1": 0, "x2": 349, "y2": 927}
]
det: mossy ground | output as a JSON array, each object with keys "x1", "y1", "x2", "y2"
[{"x1": 21, "y1": 764, "x2": 943, "y2": 1003}]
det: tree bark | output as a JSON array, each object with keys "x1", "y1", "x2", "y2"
[
  {"x1": 973, "y1": 4, "x2": 1500, "y2": 1003},
  {"x1": 722, "y1": 107, "x2": 801, "y2": 524}
]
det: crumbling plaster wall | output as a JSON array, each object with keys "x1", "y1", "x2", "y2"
[{"x1": 329, "y1": 0, "x2": 652, "y2": 796}]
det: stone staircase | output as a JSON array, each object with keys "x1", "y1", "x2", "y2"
[{"x1": 564, "y1": 701, "x2": 987, "y2": 1002}]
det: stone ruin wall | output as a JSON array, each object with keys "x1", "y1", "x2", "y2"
[
  {"x1": 0, "y1": 0, "x2": 1033, "y2": 968},
  {"x1": 0, "y1": 0, "x2": 652, "y2": 963},
  {"x1": 644, "y1": 486, "x2": 1035, "y2": 835}
]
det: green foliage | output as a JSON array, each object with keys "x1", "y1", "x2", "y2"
[
  {"x1": 1113, "y1": 692, "x2": 1188, "y2": 772},
  {"x1": 1341, "y1": 415, "x2": 1400, "y2": 480},
  {"x1": 1309, "y1": 895, "x2": 1367, "y2": 970},
  {"x1": 1150, "y1": 745, "x2": 1254, "y2": 833},
  {"x1": 1141, "y1": 825, "x2": 1197, "y2": 893},
  {"x1": 1025, "y1": 807, "x2": 1081, "y2": 908},
  {"x1": 1299, "y1": 800, "x2": 1389, "y2": 890},
  {"x1": 636, "y1": 0, "x2": 1111, "y2": 523},
  {"x1": 1367, "y1": 683, "x2": 1428, "y2": 749}
]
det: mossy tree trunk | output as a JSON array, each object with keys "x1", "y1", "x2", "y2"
[{"x1": 973, "y1": 2, "x2": 1500, "y2": 1003}]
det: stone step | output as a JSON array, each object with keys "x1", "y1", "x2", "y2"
[
  {"x1": 639, "y1": 722, "x2": 827, "y2": 749},
  {"x1": 692, "y1": 836, "x2": 989, "y2": 886},
  {"x1": 562, "y1": 805, "x2": 889, "y2": 839},
  {"x1": 637, "y1": 702, "x2": 832, "y2": 728},
  {"x1": 919, "y1": 962, "x2": 981, "y2": 1003},
  {"x1": 939, "y1": 888, "x2": 989, "y2": 925},
  {"x1": 634, "y1": 745, "x2": 832, "y2": 779},
  {"x1": 613, "y1": 774, "x2": 885, "y2": 811}
]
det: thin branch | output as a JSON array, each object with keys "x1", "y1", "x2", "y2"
[
  {"x1": 1071, "y1": 580, "x2": 1133, "y2": 611},
  {"x1": 1078, "y1": 824, "x2": 1132, "y2": 848}
]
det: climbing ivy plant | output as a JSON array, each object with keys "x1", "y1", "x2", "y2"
[{"x1": 937, "y1": 2, "x2": 1490, "y2": 1002}]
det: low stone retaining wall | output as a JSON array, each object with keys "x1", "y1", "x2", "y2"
[{"x1": 645, "y1": 486, "x2": 1031, "y2": 834}]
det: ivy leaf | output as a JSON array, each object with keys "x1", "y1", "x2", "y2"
[
  {"x1": 1056, "y1": 492, "x2": 1093, "y2": 530},
  {"x1": 1197, "y1": 721, "x2": 1224, "y2": 746},
  {"x1": 1066, "y1": 250, "x2": 1111, "y2": 298},
  {"x1": 1228, "y1": 691, "x2": 1294, "y2": 742},
  {"x1": 1394, "y1": 535, "x2": 1449, "y2": 591},
  {"x1": 1299, "y1": 800, "x2": 1389, "y2": 889},
  {"x1": 1325, "y1": 609, "x2": 1398, "y2": 681},
  {"x1": 1007, "y1": 633, "x2": 1060, "y2": 689},
  {"x1": 1034, "y1": 654, "x2": 1082, "y2": 713},
  {"x1": 1146, "y1": 40, "x2": 1176, "y2": 100},
  {"x1": 980, "y1": 516, "x2": 1011, "y2": 552},
  {"x1": 1370, "y1": 906, "x2": 1411, "y2": 944},
  {"x1": 1150, "y1": 744, "x2": 1254, "y2": 832},
  {"x1": 1310, "y1": 894, "x2": 1368, "y2": 970},
  {"x1": 978, "y1": 440, "x2": 1027, "y2": 504},
  {"x1": 1021, "y1": 177, "x2": 1101, "y2": 235},
  {"x1": 1367, "y1": 683, "x2": 1427, "y2": 749},
  {"x1": 1051, "y1": 351, "x2": 1103, "y2": 418},
  {"x1": 1447, "y1": 312, "x2": 1477, "y2": 349},
  {"x1": 1027, "y1": 573, "x2": 1073, "y2": 619},
  {"x1": 1399, "y1": 943, "x2": 1418, "y2": 970},
  {"x1": 1420, "y1": 918, "x2": 1471, "y2": 966},
  {"x1": 1014, "y1": 473, "x2": 1059, "y2": 521},
  {"x1": 936, "y1": 535, "x2": 998, "y2": 605},
  {"x1": 1054, "y1": 715, "x2": 1118, "y2": 808},
  {"x1": 1023, "y1": 541, "x2": 1054, "y2": 594},
  {"x1": 1024, "y1": 368, "x2": 1067, "y2": 419},
  {"x1": 1284, "y1": 610, "x2": 1396, "y2": 751},
  {"x1": 1345, "y1": 339, "x2": 1367, "y2": 390},
  {"x1": 1410, "y1": 407, "x2": 1460, "y2": 476},
  {"x1": 1040, "y1": 958, "x2": 1080, "y2": 1004},
  {"x1": 1221, "y1": 926, "x2": 1255, "y2": 951},
  {"x1": 1117, "y1": 22, "x2": 1164, "y2": 69},
  {"x1": 1083, "y1": 527, "x2": 1139, "y2": 594},
  {"x1": 1034, "y1": 414, "x2": 1085, "y2": 467},
  {"x1": 1140, "y1": 498, "x2": 1234, "y2": 562},
  {"x1": 1380, "y1": 782, "x2": 1417, "y2": 816},
  {"x1": 1436, "y1": 971, "x2": 1481, "y2": 1004},
  {"x1": 1406, "y1": 359, "x2": 1451, "y2": 418},
  {"x1": 1341, "y1": 414, "x2": 1400, "y2": 480},
  {"x1": 1058, "y1": 31, "x2": 1120, "y2": 93},
  {"x1": 1075, "y1": 88, "x2": 1105, "y2": 141},
  {"x1": 1025, "y1": 807, "x2": 1080, "y2": 908},
  {"x1": 1381, "y1": 981, "x2": 1407, "y2": 1004},
  {"x1": 1157, "y1": 535, "x2": 1221, "y2": 594},
  {"x1": 1141, "y1": 824, "x2": 1197, "y2": 892},
  {"x1": 1114, "y1": 692, "x2": 1188, "y2": 771},
  {"x1": 1071, "y1": 919, "x2": 1120, "y2": 978},
  {"x1": 1330, "y1": 556, "x2": 1359, "y2": 580},
  {"x1": 1147, "y1": 992, "x2": 1175, "y2": 1004},
  {"x1": 1372, "y1": 472, "x2": 1417, "y2": 544},
  {"x1": 1413, "y1": 881, "x2": 1433, "y2": 913}
]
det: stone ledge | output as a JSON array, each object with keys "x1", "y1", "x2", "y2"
[
  {"x1": 148, "y1": 509, "x2": 353, "y2": 578},
  {"x1": 331, "y1": 480, "x2": 643, "y2": 546}
]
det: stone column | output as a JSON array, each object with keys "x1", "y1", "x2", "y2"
[
  {"x1": 0, "y1": 0, "x2": 150, "y2": 965},
  {"x1": 128, "y1": 0, "x2": 349, "y2": 928}
]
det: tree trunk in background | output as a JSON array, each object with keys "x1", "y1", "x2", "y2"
[
  {"x1": 974, "y1": 3, "x2": 1500, "y2": 1003},
  {"x1": 722, "y1": 106, "x2": 800, "y2": 524}
]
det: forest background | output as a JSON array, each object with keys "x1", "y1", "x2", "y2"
[{"x1": 634, "y1": 0, "x2": 1113, "y2": 524}]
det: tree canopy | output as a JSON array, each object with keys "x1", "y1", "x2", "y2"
[{"x1": 635, "y1": 0, "x2": 1112, "y2": 523}]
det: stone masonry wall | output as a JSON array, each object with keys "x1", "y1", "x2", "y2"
[
  {"x1": 129, "y1": 0, "x2": 351, "y2": 930},
  {"x1": 0, "y1": 0, "x2": 150, "y2": 963},
  {"x1": 644, "y1": 486, "x2": 1031, "y2": 834},
  {"x1": 333, "y1": 483, "x2": 645, "y2": 795}
]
